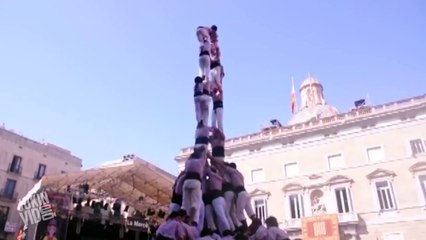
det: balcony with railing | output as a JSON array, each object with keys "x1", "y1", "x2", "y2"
[
  {"x1": 34, "y1": 171, "x2": 44, "y2": 180},
  {"x1": 7, "y1": 163, "x2": 22, "y2": 175},
  {"x1": 0, "y1": 189, "x2": 18, "y2": 203},
  {"x1": 338, "y1": 212, "x2": 359, "y2": 224},
  {"x1": 283, "y1": 212, "x2": 359, "y2": 231},
  {"x1": 284, "y1": 218, "x2": 302, "y2": 230}
]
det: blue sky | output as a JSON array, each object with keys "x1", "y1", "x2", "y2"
[{"x1": 0, "y1": 0, "x2": 425, "y2": 175}]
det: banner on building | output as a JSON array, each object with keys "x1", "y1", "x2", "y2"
[
  {"x1": 35, "y1": 217, "x2": 65, "y2": 240},
  {"x1": 16, "y1": 225, "x2": 28, "y2": 240},
  {"x1": 46, "y1": 191, "x2": 72, "y2": 216},
  {"x1": 301, "y1": 214, "x2": 340, "y2": 240}
]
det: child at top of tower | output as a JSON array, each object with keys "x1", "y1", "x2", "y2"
[
  {"x1": 196, "y1": 26, "x2": 211, "y2": 43},
  {"x1": 199, "y1": 40, "x2": 211, "y2": 82},
  {"x1": 209, "y1": 25, "x2": 224, "y2": 96},
  {"x1": 197, "y1": 27, "x2": 212, "y2": 86}
]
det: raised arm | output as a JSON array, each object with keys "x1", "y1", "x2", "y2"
[
  {"x1": 207, "y1": 151, "x2": 221, "y2": 167},
  {"x1": 197, "y1": 26, "x2": 210, "y2": 30}
]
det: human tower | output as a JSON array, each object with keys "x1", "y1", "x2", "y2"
[
  {"x1": 156, "y1": 25, "x2": 290, "y2": 240},
  {"x1": 155, "y1": 26, "x2": 259, "y2": 240}
]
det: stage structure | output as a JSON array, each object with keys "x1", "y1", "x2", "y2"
[{"x1": 17, "y1": 155, "x2": 176, "y2": 240}]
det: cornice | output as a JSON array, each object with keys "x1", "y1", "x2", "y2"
[
  {"x1": 409, "y1": 161, "x2": 426, "y2": 175},
  {"x1": 0, "y1": 127, "x2": 82, "y2": 164},
  {"x1": 366, "y1": 168, "x2": 397, "y2": 182},
  {"x1": 175, "y1": 96, "x2": 426, "y2": 161}
]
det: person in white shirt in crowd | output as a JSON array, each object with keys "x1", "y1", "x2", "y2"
[{"x1": 265, "y1": 216, "x2": 290, "y2": 240}]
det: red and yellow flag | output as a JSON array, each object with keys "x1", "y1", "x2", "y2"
[{"x1": 291, "y1": 77, "x2": 296, "y2": 114}]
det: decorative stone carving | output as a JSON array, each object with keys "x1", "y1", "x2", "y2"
[
  {"x1": 308, "y1": 174, "x2": 322, "y2": 180},
  {"x1": 409, "y1": 161, "x2": 426, "y2": 176},
  {"x1": 282, "y1": 183, "x2": 304, "y2": 192},
  {"x1": 366, "y1": 168, "x2": 396, "y2": 182},
  {"x1": 249, "y1": 188, "x2": 271, "y2": 198},
  {"x1": 310, "y1": 189, "x2": 327, "y2": 215},
  {"x1": 326, "y1": 175, "x2": 353, "y2": 185}
]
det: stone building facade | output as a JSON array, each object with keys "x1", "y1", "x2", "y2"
[
  {"x1": 175, "y1": 76, "x2": 426, "y2": 240},
  {"x1": 0, "y1": 127, "x2": 82, "y2": 240}
]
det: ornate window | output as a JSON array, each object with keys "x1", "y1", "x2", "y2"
[
  {"x1": 419, "y1": 175, "x2": 426, "y2": 203},
  {"x1": 375, "y1": 181, "x2": 397, "y2": 211},
  {"x1": 249, "y1": 189, "x2": 270, "y2": 223},
  {"x1": 254, "y1": 198, "x2": 267, "y2": 223},
  {"x1": 409, "y1": 161, "x2": 426, "y2": 205},
  {"x1": 366, "y1": 169, "x2": 398, "y2": 212},
  {"x1": 335, "y1": 188, "x2": 352, "y2": 213},
  {"x1": 282, "y1": 183, "x2": 305, "y2": 222},
  {"x1": 326, "y1": 175, "x2": 354, "y2": 214},
  {"x1": 289, "y1": 193, "x2": 304, "y2": 219}
]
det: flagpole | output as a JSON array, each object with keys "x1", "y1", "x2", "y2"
[{"x1": 293, "y1": 76, "x2": 297, "y2": 114}]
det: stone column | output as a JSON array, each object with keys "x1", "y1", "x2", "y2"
[{"x1": 303, "y1": 192, "x2": 312, "y2": 217}]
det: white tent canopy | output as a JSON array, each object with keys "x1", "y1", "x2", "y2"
[{"x1": 18, "y1": 158, "x2": 176, "y2": 213}]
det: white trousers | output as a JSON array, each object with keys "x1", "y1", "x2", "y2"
[
  {"x1": 199, "y1": 95, "x2": 211, "y2": 127},
  {"x1": 199, "y1": 55, "x2": 211, "y2": 82},
  {"x1": 194, "y1": 97, "x2": 202, "y2": 123},
  {"x1": 236, "y1": 191, "x2": 255, "y2": 221},
  {"x1": 210, "y1": 66, "x2": 223, "y2": 90},
  {"x1": 205, "y1": 204, "x2": 217, "y2": 231},
  {"x1": 224, "y1": 191, "x2": 240, "y2": 229},
  {"x1": 182, "y1": 180, "x2": 202, "y2": 224},
  {"x1": 198, "y1": 202, "x2": 205, "y2": 233},
  {"x1": 168, "y1": 203, "x2": 180, "y2": 214},
  {"x1": 212, "y1": 197, "x2": 231, "y2": 233},
  {"x1": 211, "y1": 107, "x2": 223, "y2": 132},
  {"x1": 199, "y1": 235, "x2": 221, "y2": 240}
]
